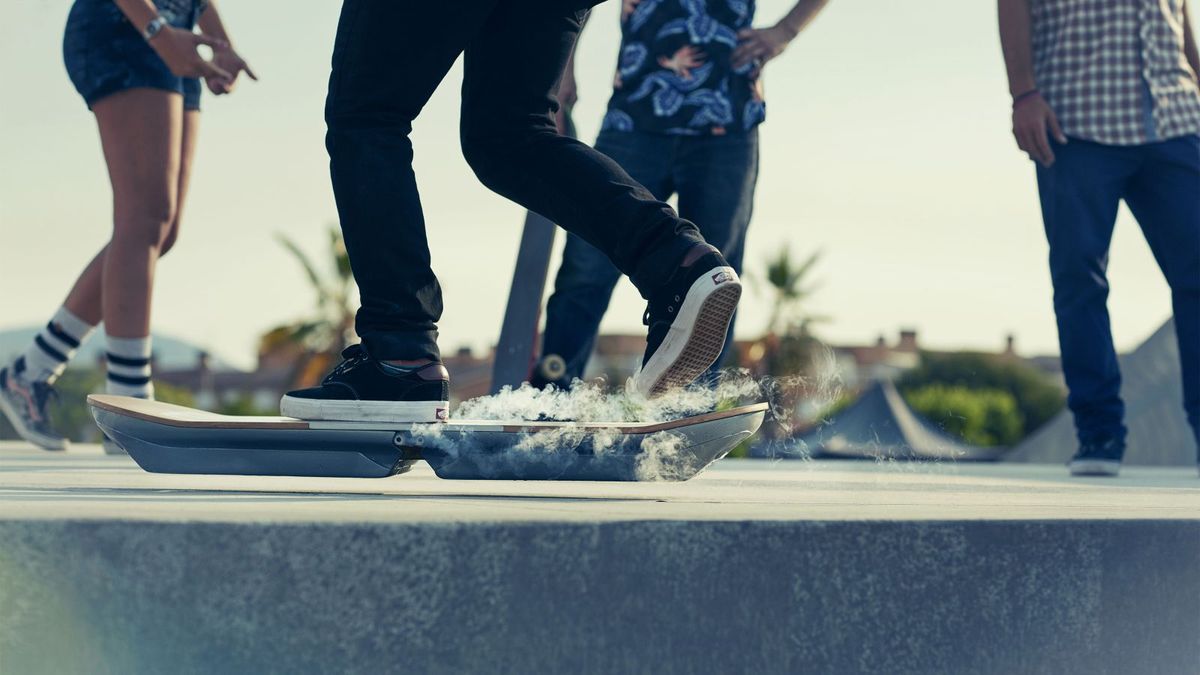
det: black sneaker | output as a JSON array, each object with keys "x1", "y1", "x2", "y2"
[
  {"x1": 1068, "y1": 437, "x2": 1124, "y2": 477},
  {"x1": 0, "y1": 359, "x2": 68, "y2": 451},
  {"x1": 633, "y1": 246, "x2": 742, "y2": 397},
  {"x1": 280, "y1": 345, "x2": 450, "y2": 423}
]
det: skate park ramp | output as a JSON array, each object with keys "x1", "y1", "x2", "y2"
[
  {"x1": 1009, "y1": 320, "x2": 1196, "y2": 466},
  {"x1": 2, "y1": 444, "x2": 1197, "y2": 675},
  {"x1": 789, "y1": 379, "x2": 1004, "y2": 461}
]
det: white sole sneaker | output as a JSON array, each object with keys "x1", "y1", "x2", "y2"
[
  {"x1": 634, "y1": 265, "x2": 742, "y2": 397},
  {"x1": 1069, "y1": 459, "x2": 1121, "y2": 477},
  {"x1": 0, "y1": 387, "x2": 68, "y2": 451},
  {"x1": 280, "y1": 396, "x2": 450, "y2": 423}
]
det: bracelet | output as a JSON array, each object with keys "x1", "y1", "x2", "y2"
[
  {"x1": 142, "y1": 15, "x2": 168, "y2": 41},
  {"x1": 1012, "y1": 88, "x2": 1041, "y2": 108}
]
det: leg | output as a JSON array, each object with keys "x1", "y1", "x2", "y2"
[
  {"x1": 59, "y1": 109, "x2": 198, "y2": 324},
  {"x1": 675, "y1": 129, "x2": 760, "y2": 373},
  {"x1": 92, "y1": 88, "x2": 183, "y2": 339},
  {"x1": 1035, "y1": 138, "x2": 1138, "y2": 447},
  {"x1": 459, "y1": 1, "x2": 704, "y2": 296},
  {"x1": 537, "y1": 130, "x2": 675, "y2": 387},
  {"x1": 325, "y1": 0, "x2": 499, "y2": 362},
  {"x1": 538, "y1": 234, "x2": 625, "y2": 386},
  {"x1": 1122, "y1": 134, "x2": 1200, "y2": 450}
]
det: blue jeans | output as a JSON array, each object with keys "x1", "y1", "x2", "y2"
[
  {"x1": 1036, "y1": 134, "x2": 1200, "y2": 451},
  {"x1": 537, "y1": 128, "x2": 760, "y2": 388}
]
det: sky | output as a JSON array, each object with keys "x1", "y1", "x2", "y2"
[{"x1": 0, "y1": 0, "x2": 1182, "y2": 370}]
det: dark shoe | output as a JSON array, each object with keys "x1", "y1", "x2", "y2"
[
  {"x1": 1068, "y1": 437, "x2": 1124, "y2": 477},
  {"x1": 0, "y1": 359, "x2": 68, "y2": 451},
  {"x1": 280, "y1": 345, "x2": 450, "y2": 423},
  {"x1": 633, "y1": 247, "x2": 742, "y2": 396}
]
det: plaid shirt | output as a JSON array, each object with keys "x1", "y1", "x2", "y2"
[{"x1": 1031, "y1": 0, "x2": 1200, "y2": 145}]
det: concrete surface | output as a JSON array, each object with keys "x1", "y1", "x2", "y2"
[{"x1": 1, "y1": 443, "x2": 1198, "y2": 674}]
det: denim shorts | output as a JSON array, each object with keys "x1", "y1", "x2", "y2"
[{"x1": 63, "y1": 0, "x2": 204, "y2": 111}]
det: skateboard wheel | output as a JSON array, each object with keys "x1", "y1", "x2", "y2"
[{"x1": 538, "y1": 354, "x2": 567, "y2": 381}]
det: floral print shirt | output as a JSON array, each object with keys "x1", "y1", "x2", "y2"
[{"x1": 603, "y1": 0, "x2": 765, "y2": 136}]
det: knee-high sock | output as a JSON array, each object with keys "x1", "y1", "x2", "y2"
[
  {"x1": 14, "y1": 306, "x2": 97, "y2": 384},
  {"x1": 106, "y1": 335, "x2": 154, "y2": 399}
]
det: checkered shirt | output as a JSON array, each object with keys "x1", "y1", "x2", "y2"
[{"x1": 1031, "y1": 0, "x2": 1200, "y2": 145}]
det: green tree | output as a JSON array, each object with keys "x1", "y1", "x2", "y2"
[
  {"x1": 897, "y1": 352, "x2": 1065, "y2": 440},
  {"x1": 903, "y1": 385, "x2": 1024, "y2": 447},
  {"x1": 272, "y1": 226, "x2": 356, "y2": 356},
  {"x1": 762, "y1": 248, "x2": 824, "y2": 336}
]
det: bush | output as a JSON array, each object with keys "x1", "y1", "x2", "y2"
[
  {"x1": 898, "y1": 352, "x2": 1064, "y2": 438},
  {"x1": 903, "y1": 385, "x2": 1023, "y2": 447}
]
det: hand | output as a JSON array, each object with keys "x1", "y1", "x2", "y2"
[
  {"x1": 1012, "y1": 92, "x2": 1067, "y2": 167},
  {"x1": 732, "y1": 24, "x2": 795, "y2": 72},
  {"x1": 206, "y1": 44, "x2": 257, "y2": 95},
  {"x1": 149, "y1": 26, "x2": 231, "y2": 81}
]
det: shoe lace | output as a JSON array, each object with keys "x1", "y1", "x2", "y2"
[
  {"x1": 29, "y1": 382, "x2": 60, "y2": 419},
  {"x1": 327, "y1": 344, "x2": 369, "y2": 380}
]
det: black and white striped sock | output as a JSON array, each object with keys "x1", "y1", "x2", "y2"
[
  {"x1": 106, "y1": 336, "x2": 155, "y2": 399},
  {"x1": 15, "y1": 307, "x2": 97, "y2": 384}
]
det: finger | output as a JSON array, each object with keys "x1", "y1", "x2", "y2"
[
  {"x1": 1034, "y1": 124, "x2": 1053, "y2": 166},
  {"x1": 193, "y1": 33, "x2": 229, "y2": 50},
  {"x1": 198, "y1": 61, "x2": 232, "y2": 82},
  {"x1": 1047, "y1": 111, "x2": 1067, "y2": 144},
  {"x1": 738, "y1": 28, "x2": 756, "y2": 40}
]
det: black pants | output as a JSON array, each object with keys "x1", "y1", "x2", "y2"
[{"x1": 326, "y1": 0, "x2": 705, "y2": 361}]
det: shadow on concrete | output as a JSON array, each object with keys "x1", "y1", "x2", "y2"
[{"x1": 0, "y1": 486, "x2": 647, "y2": 504}]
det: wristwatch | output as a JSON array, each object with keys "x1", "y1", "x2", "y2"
[{"x1": 142, "y1": 15, "x2": 168, "y2": 41}]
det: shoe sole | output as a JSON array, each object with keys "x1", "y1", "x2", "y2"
[
  {"x1": 635, "y1": 265, "x2": 742, "y2": 397},
  {"x1": 0, "y1": 388, "x2": 68, "y2": 451},
  {"x1": 1069, "y1": 459, "x2": 1121, "y2": 477},
  {"x1": 280, "y1": 396, "x2": 450, "y2": 423}
]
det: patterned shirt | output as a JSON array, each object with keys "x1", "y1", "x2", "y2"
[
  {"x1": 1031, "y1": 0, "x2": 1200, "y2": 145},
  {"x1": 603, "y1": 0, "x2": 765, "y2": 136}
]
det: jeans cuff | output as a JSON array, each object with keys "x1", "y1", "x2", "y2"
[
  {"x1": 361, "y1": 330, "x2": 441, "y2": 362},
  {"x1": 629, "y1": 229, "x2": 706, "y2": 294}
]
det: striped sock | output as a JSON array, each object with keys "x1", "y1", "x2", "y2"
[
  {"x1": 106, "y1": 336, "x2": 155, "y2": 399},
  {"x1": 15, "y1": 307, "x2": 97, "y2": 384}
]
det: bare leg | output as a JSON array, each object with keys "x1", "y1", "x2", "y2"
[
  {"x1": 90, "y1": 89, "x2": 183, "y2": 338},
  {"x1": 61, "y1": 109, "x2": 200, "y2": 324}
]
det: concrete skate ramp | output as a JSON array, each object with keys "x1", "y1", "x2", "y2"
[
  {"x1": 792, "y1": 380, "x2": 1004, "y2": 461},
  {"x1": 1010, "y1": 320, "x2": 1196, "y2": 466},
  {"x1": 2, "y1": 447, "x2": 1198, "y2": 675}
]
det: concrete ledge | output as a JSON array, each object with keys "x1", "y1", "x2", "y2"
[{"x1": 1, "y1": 447, "x2": 1198, "y2": 674}]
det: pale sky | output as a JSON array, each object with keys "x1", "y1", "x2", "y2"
[{"x1": 0, "y1": 0, "x2": 1180, "y2": 370}]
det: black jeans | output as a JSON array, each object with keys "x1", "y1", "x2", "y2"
[{"x1": 325, "y1": 0, "x2": 705, "y2": 362}]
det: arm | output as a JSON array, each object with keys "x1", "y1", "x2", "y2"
[
  {"x1": 1184, "y1": 1, "x2": 1200, "y2": 83},
  {"x1": 997, "y1": 0, "x2": 1066, "y2": 167},
  {"x1": 197, "y1": 0, "x2": 257, "y2": 95},
  {"x1": 111, "y1": 0, "x2": 230, "y2": 80},
  {"x1": 731, "y1": 0, "x2": 830, "y2": 72}
]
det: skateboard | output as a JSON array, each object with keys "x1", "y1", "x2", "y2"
[{"x1": 88, "y1": 395, "x2": 767, "y2": 482}]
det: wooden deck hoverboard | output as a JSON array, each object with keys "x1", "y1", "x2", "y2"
[{"x1": 89, "y1": 395, "x2": 768, "y2": 481}]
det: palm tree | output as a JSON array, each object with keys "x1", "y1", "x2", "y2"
[
  {"x1": 262, "y1": 226, "x2": 356, "y2": 387},
  {"x1": 764, "y1": 247, "x2": 823, "y2": 336}
]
